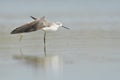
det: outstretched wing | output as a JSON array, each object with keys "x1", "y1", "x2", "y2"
[
  {"x1": 11, "y1": 16, "x2": 48, "y2": 34},
  {"x1": 11, "y1": 20, "x2": 39, "y2": 34}
]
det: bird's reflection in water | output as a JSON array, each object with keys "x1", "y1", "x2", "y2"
[{"x1": 13, "y1": 49, "x2": 63, "y2": 80}]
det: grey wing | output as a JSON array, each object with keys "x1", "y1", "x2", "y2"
[{"x1": 11, "y1": 20, "x2": 44, "y2": 34}]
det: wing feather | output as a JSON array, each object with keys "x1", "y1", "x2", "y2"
[
  {"x1": 11, "y1": 20, "x2": 44, "y2": 34},
  {"x1": 11, "y1": 16, "x2": 49, "y2": 34}
]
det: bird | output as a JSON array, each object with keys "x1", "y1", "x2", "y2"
[{"x1": 11, "y1": 16, "x2": 70, "y2": 56}]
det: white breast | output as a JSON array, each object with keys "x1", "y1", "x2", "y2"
[{"x1": 42, "y1": 24, "x2": 59, "y2": 31}]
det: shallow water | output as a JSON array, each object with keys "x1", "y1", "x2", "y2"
[
  {"x1": 0, "y1": 30, "x2": 120, "y2": 80},
  {"x1": 0, "y1": 0, "x2": 120, "y2": 80}
]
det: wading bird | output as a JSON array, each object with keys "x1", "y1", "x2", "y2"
[{"x1": 11, "y1": 16, "x2": 70, "y2": 56}]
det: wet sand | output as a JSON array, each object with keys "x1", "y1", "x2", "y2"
[{"x1": 0, "y1": 0, "x2": 120, "y2": 80}]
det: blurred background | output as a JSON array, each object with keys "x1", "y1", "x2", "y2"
[{"x1": 0, "y1": 0, "x2": 120, "y2": 80}]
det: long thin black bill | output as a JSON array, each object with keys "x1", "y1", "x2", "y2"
[{"x1": 62, "y1": 26, "x2": 70, "y2": 30}]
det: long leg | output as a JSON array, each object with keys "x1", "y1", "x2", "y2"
[
  {"x1": 19, "y1": 34, "x2": 24, "y2": 55},
  {"x1": 19, "y1": 48, "x2": 24, "y2": 56},
  {"x1": 44, "y1": 31, "x2": 47, "y2": 56},
  {"x1": 19, "y1": 34, "x2": 23, "y2": 42}
]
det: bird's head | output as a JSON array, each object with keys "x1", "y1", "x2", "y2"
[{"x1": 55, "y1": 22, "x2": 70, "y2": 30}]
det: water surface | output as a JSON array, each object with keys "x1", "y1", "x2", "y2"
[{"x1": 0, "y1": 0, "x2": 120, "y2": 80}]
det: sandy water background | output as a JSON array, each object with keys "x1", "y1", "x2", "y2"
[{"x1": 0, "y1": 0, "x2": 120, "y2": 80}]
